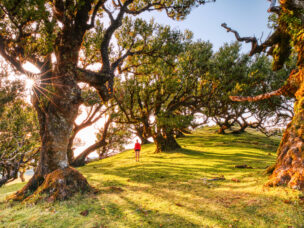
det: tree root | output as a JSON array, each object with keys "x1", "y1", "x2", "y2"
[
  {"x1": 266, "y1": 167, "x2": 304, "y2": 190},
  {"x1": 265, "y1": 164, "x2": 276, "y2": 174},
  {"x1": 7, "y1": 167, "x2": 93, "y2": 202},
  {"x1": 266, "y1": 134, "x2": 304, "y2": 190}
]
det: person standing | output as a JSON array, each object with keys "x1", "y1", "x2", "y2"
[{"x1": 134, "y1": 139, "x2": 141, "y2": 162}]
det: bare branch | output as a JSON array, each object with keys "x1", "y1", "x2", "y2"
[
  {"x1": 87, "y1": 0, "x2": 106, "y2": 29},
  {"x1": 102, "y1": 4, "x2": 114, "y2": 23},
  {"x1": 76, "y1": 67, "x2": 110, "y2": 84},
  {"x1": 100, "y1": 0, "x2": 134, "y2": 72},
  {"x1": 221, "y1": 23, "x2": 280, "y2": 56},
  {"x1": 124, "y1": 3, "x2": 157, "y2": 15},
  {"x1": 52, "y1": 0, "x2": 65, "y2": 22},
  {"x1": 230, "y1": 68, "x2": 300, "y2": 102},
  {"x1": 71, "y1": 115, "x2": 113, "y2": 167},
  {"x1": 229, "y1": 87, "x2": 285, "y2": 102}
]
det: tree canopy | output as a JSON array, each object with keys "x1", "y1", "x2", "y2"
[
  {"x1": 0, "y1": 70, "x2": 39, "y2": 187},
  {"x1": 0, "y1": 0, "x2": 213, "y2": 201}
]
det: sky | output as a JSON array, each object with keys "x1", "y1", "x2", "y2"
[{"x1": 141, "y1": 0, "x2": 273, "y2": 52}]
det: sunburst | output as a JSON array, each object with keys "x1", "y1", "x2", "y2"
[
  {"x1": 25, "y1": 78, "x2": 36, "y2": 90},
  {"x1": 25, "y1": 75, "x2": 67, "y2": 111}
]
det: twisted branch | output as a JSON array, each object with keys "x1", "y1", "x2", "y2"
[
  {"x1": 221, "y1": 23, "x2": 280, "y2": 56},
  {"x1": 229, "y1": 85, "x2": 287, "y2": 102}
]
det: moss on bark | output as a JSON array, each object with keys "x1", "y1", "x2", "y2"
[
  {"x1": 8, "y1": 167, "x2": 93, "y2": 202},
  {"x1": 267, "y1": 0, "x2": 304, "y2": 189}
]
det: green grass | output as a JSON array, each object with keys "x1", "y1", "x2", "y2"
[{"x1": 1, "y1": 127, "x2": 304, "y2": 228}]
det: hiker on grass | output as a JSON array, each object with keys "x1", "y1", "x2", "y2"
[{"x1": 134, "y1": 139, "x2": 141, "y2": 162}]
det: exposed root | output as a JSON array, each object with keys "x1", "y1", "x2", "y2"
[
  {"x1": 266, "y1": 114, "x2": 304, "y2": 190},
  {"x1": 267, "y1": 168, "x2": 304, "y2": 190},
  {"x1": 266, "y1": 145, "x2": 304, "y2": 190},
  {"x1": 265, "y1": 164, "x2": 276, "y2": 174},
  {"x1": 7, "y1": 174, "x2": 45, "y2": 201},
  {"x1": 8, "y1": 167, "x2": 93, "y2": 202}
]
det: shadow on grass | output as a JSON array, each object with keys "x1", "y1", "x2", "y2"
[
  {"x1": 84, "y1": 146, "x2": 273, "y2": 187},
  {"x1": 2, "y1": 130, "x2": 295, "y2": 227},
  {"x1": 73, "y1": 131, "x2": 296, "y2": 227},
  {"x1": 178, "y1": 132, "x2": 279, "y2": 152}
]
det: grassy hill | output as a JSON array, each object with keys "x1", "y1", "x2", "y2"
[{"x1": 1, "y1": 127, "x2": 304, "y2": 228}]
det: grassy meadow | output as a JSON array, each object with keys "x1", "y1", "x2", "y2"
[{"x1": 1, "y1": 127, "x2": 304, "y2": 228}]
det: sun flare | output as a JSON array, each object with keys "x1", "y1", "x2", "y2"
[{"x1": 25, "y1": 78, "x2": 36, "y2": 90}]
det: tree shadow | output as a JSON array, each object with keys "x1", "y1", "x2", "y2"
[{"x1": 73, "y1": 131, "x2": 303, "y2": 226}]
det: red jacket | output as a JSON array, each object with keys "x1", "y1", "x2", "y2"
[{"x1": 134, "y1": 142, "x2": 141, "y2": 150}]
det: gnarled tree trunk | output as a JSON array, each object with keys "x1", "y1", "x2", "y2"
[
  {"x1": 134, "y1": 121, "x2": 152, "y2": 145},
  {"x1": 267, "y1": 71, "x2": 304, "y2": 189},
  {"x1": 266, "y1": 0, "x2": 304, "y2": 190},
  {"x1": 153, "y1": 130, "x2": 181, "y2": 153},
  {"x1": 136, "y1": 126, "x2": 151, "y2": 144},
  {"x1": 223, "y1": 0, "x2": 304, "y2": 190},
  {"x1": 10, "y1": 67, "x2": 92, "y2": 201},
  {"x1": 9, "y1": 12, "x2": 94, "y2": 200}
]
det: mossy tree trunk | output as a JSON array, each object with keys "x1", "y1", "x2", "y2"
[
  {"x1": 266, "y1": 0, "x2": 304, "y2": 190},
  {"x1": 153, "y1": 130, "x2": 181, "y2": 153},
  {"x1": 10, "y1": 3, "x2": 94, "y2": 201},
  {"x1": 175, "y1": 130, "x2": 186, "y2": 138},
  {"x1": 267, "y1": 70, "x2": 304, "y2": 189},
  {"x1": 136, "y1": 126, "x2": 151, "y2": 144},
  {"x1": 11, "y1": 62, "x2": 92, "y2": 201},
  {"x1": 222, "y1": 0, "x2": 304, "y2": 189}
]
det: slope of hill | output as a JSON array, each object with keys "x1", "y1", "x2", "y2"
[{"x1": 1, "y1": 127, "x2": 303, "y2": 228}]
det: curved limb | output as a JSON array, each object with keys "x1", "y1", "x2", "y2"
[
  {"x1": 229, "y1": 87, "x2": 285, "y2": 102},
  {"x1": 230, "y1": 69, "x2": 300, "y2": 102},
  {"x1": 221, "y1": 23, "x2": 281, "y2": 56}
]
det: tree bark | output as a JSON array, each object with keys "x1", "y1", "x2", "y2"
[
  {"x1": 98, "y1": 146, "x2": 108, "y2": 159},
  {"x1": 267, "y1": 84, "x2": 304, "y2": 189},
  {"x1": 175, "y1": 130, "x2": 186, "y2": 138},
  {"x1": 136, "y1": 126, "x2": 151, "y2": 144},
  {"x1": 10, "y1": 18, "x2": 94, "y2": 200},
  {"x1": 10, "y1": 67, "x2": 92, "y2": 201},
  {"x1": 134, "y1": 121, "x2": 152, "y2": 145},
  {"x1": 20, "y1": 170, "x2": 25, "y2": 182},
  {"x1": 67, "y1": 140, "x2": 75, "y2": 165},
  {"x1": 217, "y1": 127, "x2": 226, "y2": 134},
  {"x1": 153, "y1": 130, "x2": 181, "y2": 153},
  {"x1": 265, "y1": 0, "x2": 304, "y2": 190}
]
